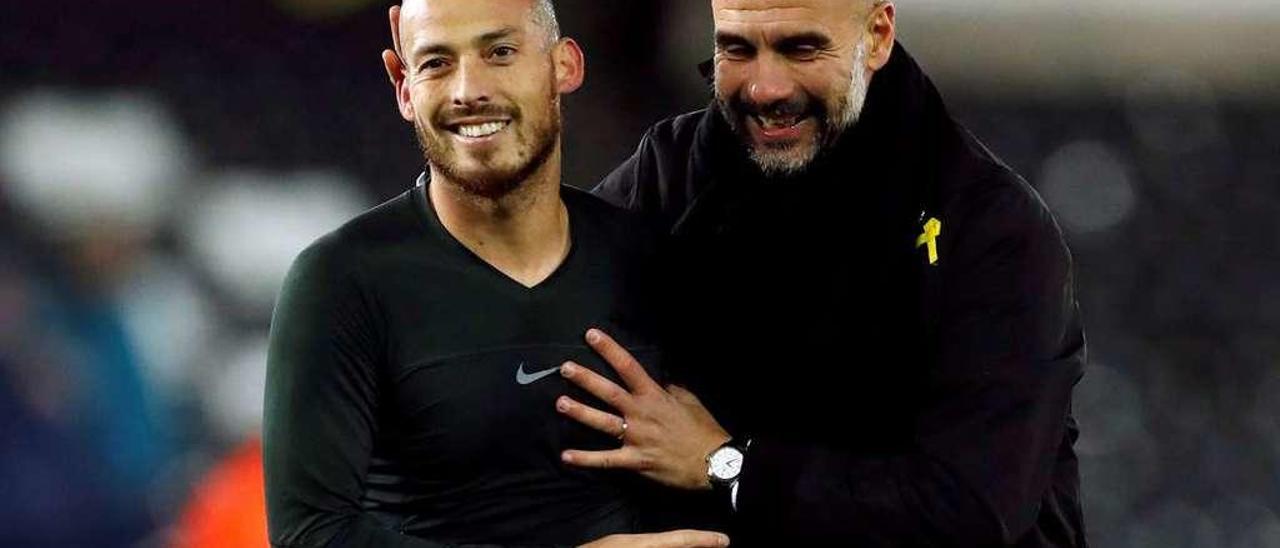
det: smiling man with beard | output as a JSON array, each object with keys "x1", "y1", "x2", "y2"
[
  {"x1": 555, "y1": 0, "x2": 1089, "y2": 546},
  {"x1": 262, "y1": 1, "x2": 729, "y2": 547}
]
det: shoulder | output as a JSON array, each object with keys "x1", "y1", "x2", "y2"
[
  {"x1": 564, "y1": 184, "x2": 666, "y2": 269},
  {"x1": 938, "y1": 159, "x2": 1072, "y2": 299},
  {"x1": 932, "y1": 130, "x2": 1073, "y2": 287},
  {"x1": 643, "y1": 109, "x2": 709, "y2": 151},
  {"x1": 933, "y1": 132, "x2": 1084, "y2": 360},
  {"x1": 600, "y1": 109, "x2": 708, "y2": 180},
  {"x1": 594, "y1": 108, "x2": 714, "y2": 220},
  {"x1": 286, "y1": 189, "x2": 418, "y2": 288},
  {"x1": 565, "y1": 184, "x2": 662, "y2": 239},
  {"x1": 947, "y1": 129, "x2": 1063, "y2": 242},
  {"x1": 629, "y1": 109, "x2": 711, "y2": 175}
]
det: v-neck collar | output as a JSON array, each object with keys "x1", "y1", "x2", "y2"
[{"x1": 410, "y1": 175, "x2": 579, "y2": 293}]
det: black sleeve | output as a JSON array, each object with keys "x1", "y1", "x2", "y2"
[
  {"x1": 264, "y1": 239, "x2": 563, "y2": 548},
  {"x1": 733, "y1": 182, "x2": 1086, "y2": 546}
]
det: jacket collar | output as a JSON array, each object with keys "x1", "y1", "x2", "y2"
[{"x1": 679, "y1": 42, "x2": 952, "y2": 234}]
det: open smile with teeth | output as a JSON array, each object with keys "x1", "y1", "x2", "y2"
[
  {"x1": 453, "y1": 120, "x2": 511, "y2": 139},
  {"x1": 754, "y1": 114, "x2": 805, "y2": 130}
]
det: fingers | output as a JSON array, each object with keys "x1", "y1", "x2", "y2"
[
  {"x1": 561, "y1": 447, "x2": 646, "y2": 471},
  {"x1": 586, "y1": 329, "x2": 661, "y2": 394},
  {"x1": 580, "y1": 531, "x2": 729, "y2": 548},
  {"x1": 561, "y1": 361, "x2": 633, "y2": 413},
  {"x1": 557, "y1": 396, "x2": 626, "y2": 438},
  {"x1": 645, "y1": 530, "x2": 731, "y2": 548}
]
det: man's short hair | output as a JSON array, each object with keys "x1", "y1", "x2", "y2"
[
  {"x1": 398, "y1": 1, "x2": 559, "y2": 48},
  {"x1": 531, "y1": 0, "x2": 561, "y2": 47}
]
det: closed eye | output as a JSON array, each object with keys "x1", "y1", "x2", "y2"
[
  {"x1": 779, "y1": 43, "x2": 821, "y2": 61},
  {"x1": 715, "y1": 32, "x2": 756, "y2": 60},
  {"x1": 774, "y1": 32, "x2": 832, "y2": 61},
  {"x1": 722, "y1": 44, "x2": 755, "y2": 59}
]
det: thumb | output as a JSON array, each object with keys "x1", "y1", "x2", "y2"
[{"x1": 650, "y1": 529, "x2": 730, "y2": 548}]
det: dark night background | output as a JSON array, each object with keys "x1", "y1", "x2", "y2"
[{"x1": 1, "y1": 1, "x2": 1277, "y2": 546}]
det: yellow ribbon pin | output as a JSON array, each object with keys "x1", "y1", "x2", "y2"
[{"x1": 916, "y1": 217, "x2": 942, "y2": 265}]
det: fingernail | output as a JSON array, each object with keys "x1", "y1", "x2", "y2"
[
  {"x1": 718, "y1": 534, "x2": 731, "y2": 547},
  {"x1": 556, "y1": 397, "x2": 570, "y2": 412},
  {"x1": 561, "y1": 362, "x2": 576, "y2": 376},
  {"x1": 586, "y1": 329, "x2": 601, "y2": 343},
  {"x1": 561, "y1": 451, "x2": 573, "y2": 463}
]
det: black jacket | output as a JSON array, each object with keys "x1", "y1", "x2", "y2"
[{"x1": 594, "y1": 43, "x2": 1087, "y2": 547}]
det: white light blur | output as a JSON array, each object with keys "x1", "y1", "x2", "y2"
[
  {"x1": 0, "y1": 89, "x2": 191, "y2": 235},
  {"x1": 180, "y1": 169, "x2": 368, "y2": 315},
  {"x1": 1038, "y1": 140, "x2": 1137, "y2": 235},
  {"x1": 205, "y1": 336, "x2": 269, "y2": 440},
  {"x1": 118, "y1": 254, "x2": 220, "y2": 400},
  {"x1": 1075, "y1": 362, "x2": 1146, "y2": 456}
]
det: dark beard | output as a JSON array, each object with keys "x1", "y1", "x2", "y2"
[{"x1": 415, "y1": 102, "x2": 560, "y2": 200}]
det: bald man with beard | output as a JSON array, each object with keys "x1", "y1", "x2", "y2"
[
  {"x1": 263, "y1": 1, "x2": 727, "y2": 547},
  {"x1": 554, "y1": 1, "x2": 1088, "y2": 546}
]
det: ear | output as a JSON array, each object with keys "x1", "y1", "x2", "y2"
[
  {"x1": 551, "y1": 38, "x2": 586, "y2": 95},
  {"x1": 382, "y1": 6, "x2": 415, "y2": 121},
  {"x1": 865, "y1": 2, "x2": 896, "y2": 72}
]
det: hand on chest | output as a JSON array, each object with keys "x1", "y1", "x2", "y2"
[{"x1": 385, "y1": 343, "x2": 662, "y2": 477}]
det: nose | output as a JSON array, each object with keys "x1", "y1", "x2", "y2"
[
  {"x1": 450, "y1": 56, "x2": 494, "y2": 107},
  {"x1": 744, "y1": 55, "x2": 798, "y2": 108}
]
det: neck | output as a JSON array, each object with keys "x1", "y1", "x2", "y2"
[{"x1": 428, "y1": 146, "x2": 570, "y2": 288}]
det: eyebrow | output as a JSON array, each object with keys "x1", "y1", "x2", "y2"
[
  {"x1": 774, "y1": 32, "x2": 833, "y2": 50},
  {"x1": 714, "y1": 30, "x2": 833, "y2": 51},
  {"x1": 410, "y1": 26, "x2": 522, "y2": 61},
  {"x1": 714, "y1": 31, "x2": 752, "y2": 49},
  {"x1": 476, "y1": 26, "x2": 520, "y2": 46}
]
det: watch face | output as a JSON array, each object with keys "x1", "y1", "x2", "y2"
[{"x1": 708, "y1": 446, "x2": 744, "y2": 481}]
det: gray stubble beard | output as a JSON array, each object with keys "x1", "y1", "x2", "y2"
[{"x1": 725, "y1": 41, "x2": 871, "y2": 178}]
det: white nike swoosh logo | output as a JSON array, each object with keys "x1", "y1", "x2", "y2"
[{"x1": 516, "y1": 362, "x2": 561, "y2": 385}]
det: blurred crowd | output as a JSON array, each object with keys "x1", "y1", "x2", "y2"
[{"x1": 1, "y1": 1, "x2": 1277, "y2": 547}]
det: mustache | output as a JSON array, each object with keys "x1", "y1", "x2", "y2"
[
  {"x1": 727, "y1": 93, "x2": 819, "y2": 119},
  {"x1": 433, "y1": 103, "x2": 520, "y2": 126}
]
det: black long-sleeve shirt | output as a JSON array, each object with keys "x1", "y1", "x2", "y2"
[
  {"x1": 264, "y1": 181, "x2": 673, "y2": 547},
  {"x1": 594, "y1": 43, "x2": 1087, "y2": 547}
]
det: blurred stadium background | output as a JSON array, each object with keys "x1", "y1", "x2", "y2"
[{"x1": 1, "y1": 1, "x2": 1277, "y2": 546}]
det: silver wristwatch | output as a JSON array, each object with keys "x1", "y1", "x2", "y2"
[{"x1": 706, "y1": 438, "x2": 747, "y2": 488}]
